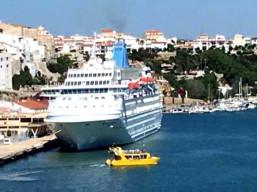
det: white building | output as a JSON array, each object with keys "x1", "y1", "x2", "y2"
[
  {"x1": 0, "y1": 52, "x2": 12, "y2": 90},
  {"x1": 233, "y1": 34, "x2": 251, "y2": 47},
  {"x1": 192, "y1": 34, "x2": 231, "y2": 51}
]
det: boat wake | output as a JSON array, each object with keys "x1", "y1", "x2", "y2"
[
  {"x1": 89, "y1": 164, "x2": 106, "y2": 167},
  {"x1": 0, "y1": 171, "x2": 43, "y2": 182}
]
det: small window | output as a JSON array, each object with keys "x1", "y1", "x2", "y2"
[
  {"x1": 105, "y1": 73, "x2": 108, "y2": 76},
  {"x1": 95, "y1": 97, "x2": 99, "y2": 100},
  {"x1": 86, "y1": 81, "x2": 89, "y2": 85},
  {"x1": 78, "y1": 82, "x2": 81, "y2": 85},
  {"x1": 89, "y1": 74, "x2": 92, "y2": 77},
  {"x1": 107, "y1": 81, "x2": 109, "y2": 84},
  {"x1": 81, "y1": 74, "x2": 84, "y2": 77},
  {"x1": 102, "y1": 73, "x2": 105, "y2": 77},
  {"x1": 6, "y1": 57, "x2": 8, "y2": 61},
  {"x1": 97, "y1": 73, "x2": 101, "y2": 77},
  {"x1": 67, "y1": 82, "x2": 70, "y2": 86},
  {"x1": 103, "y1": 81, "x2": 106, "y2": 85},
  {"x1": 93, "y1": 73, "x2": 97, "y2": 77},
  {"x1": 95, "y1": 81, "x2": 98, "y2": 85},
  {"x1": 99, "y1": 81, "x2": 102, "y2": 85},
  {"x1": 71, "y1": 82, "x2": 74, "y2": 86},
  {"x1": 101, "y1": 96, "x2": 105, "y2": 99},
  {"x1": 71, "y1": 74, "x2": 73, "y2": 78},
  {"x1": 109, "y1": 73, "x2": 112, "y2": 76},
  {"x1": 77, "y1": 74, "x2": 80, "y2": 78},
  {"x1": 74, "y1": 82, "x2": 78, "y2": 86},
  {"x1": 90, "y1": 81, "x2": 94, "y2": 85},
  {"x1": 74, "y1": 74, "x2": 77, "y2": 78},
  {"x1": 85, "y1": 74, "x2": 88, "y2": 77}
]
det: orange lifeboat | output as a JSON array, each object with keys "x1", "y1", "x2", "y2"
[
  {"x1": 128, "y1": 82, "x2": 140, "y2": 89},
  {"x1": 139, "y1": 77, "x2": 156, "y2": 83}
]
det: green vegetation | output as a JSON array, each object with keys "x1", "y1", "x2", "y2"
[
  {"x1": 129, "y1": 45, "x2": 257, "y2": 100},
  {"x1": 12, "y1": 67, "x2": 47, "y2": 90},
  {"x1": 47, "y1": 55, "x2": 73, "y2": 76}
]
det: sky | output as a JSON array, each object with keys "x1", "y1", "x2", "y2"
[{"x1": 0, "y1": 0, "x2": 256, "y2": 39}]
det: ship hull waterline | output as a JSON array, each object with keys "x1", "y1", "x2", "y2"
[{"x1": 46, "y1": 116, "x2": 161, "y2": 151}]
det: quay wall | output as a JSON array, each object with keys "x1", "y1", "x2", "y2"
[{"x1": 0, "y1": 135, "x2": 60, "y2": 166}]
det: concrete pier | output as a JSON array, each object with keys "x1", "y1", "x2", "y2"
[{"x1": 0, "y1": 135, "x2": 59, "y2": 166}]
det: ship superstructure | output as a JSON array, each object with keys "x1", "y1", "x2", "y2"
[{"x1": 41, "y1": 41, "x2": 163, "y2": 150}]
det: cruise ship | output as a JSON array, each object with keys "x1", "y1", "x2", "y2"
[{"x1": 41, "y1": 41, "x2": 163, "y2": 150}]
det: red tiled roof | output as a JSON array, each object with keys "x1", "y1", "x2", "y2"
[
  {"x1": 145, "y1": 30, "x2": 163, "y2": 34},
  {"x1": 101, "y1": 29, "x2": 114, "y2": 33},
  {"x1": 15, "y1": 98, "x2": 48, "y2": 110}
]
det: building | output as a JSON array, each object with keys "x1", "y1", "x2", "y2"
[
  {"x1": 0, "y1": 98, "x2": 49, "y2": 137},
  {"x1": 143, "y1": 30, "x2": 164, "y2": 40},
  {"x1": 0, "y1": 52, "x2": 12, "y2": 90}
]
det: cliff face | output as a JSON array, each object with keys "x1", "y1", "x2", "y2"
[{"x1": 0, "y1": 90, "x2": 33, "y2": 102}]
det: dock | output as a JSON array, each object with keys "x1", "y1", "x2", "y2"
[{"x1": 0, "y1": 135, "x2": 59, "y2": 166}]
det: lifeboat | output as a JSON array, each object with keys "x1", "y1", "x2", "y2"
[
  {"x1": 106, "y1": 147, "x2": 160, "y2": 166},
  {"x1": 128, "y1": 82, "x2": 140, "y2": 89},
  {"x1": 139, "y1": 77, "x2": 156, "y2": 83}
]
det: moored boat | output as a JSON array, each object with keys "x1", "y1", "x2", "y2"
[{"x1": 106, "y1": 147, "x2": 160, "y2": 166}]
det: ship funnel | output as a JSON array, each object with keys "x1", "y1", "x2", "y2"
[{"x1": 112, "y1": 40, "x2": 129, "y2": 68}]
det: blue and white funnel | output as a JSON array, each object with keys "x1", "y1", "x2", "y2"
[{"x1": 112, "y1": 41, "x2": 129, "y2": 68}]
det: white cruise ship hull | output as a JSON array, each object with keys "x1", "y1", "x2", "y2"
[{"x1": 45, "y1": 105, "x2": 162, "y2": 151}]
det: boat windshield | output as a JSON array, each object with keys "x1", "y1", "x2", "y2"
[{"x1": 115, "y1": 155, "x2": 122, "y2": 160}]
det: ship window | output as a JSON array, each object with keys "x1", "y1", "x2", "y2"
[
  {"x1": 84, "y1": 106, "x2": 87, "y2": 108},
  {"x1": 78, "y1": 82, "x2": 81, "y2": 85},
  {"x1": 77, "y1": 74, "x2": 80, "y2": 78},
  {"x1": 99, "y1": 81, "x2": 102, "y2": 85},
  {"x1": 78, "y1": 89, "x2": 82, "y2": 94},
  {"x1": 85, "y1": 89, "x2": 89, "y2": 93},
  {"x1": 81, "y1": 74, "x2": 84, "y2": 77},
  {"x1": 85, "y1": 74, "x2": 88, "y2": 77},
  {"x1": 67, "y1": 82, "x2": 70, "y2": 86},
  {"x1": 95, "y1": 89, "x2": 99, "y2": 93},
  {"x1": 90, "y1": 81, "x2": 94, "y2": 85},
  {"x1": 71, "y1": 82, "x2": 74, "y2": 86},
  {"x1": 105, "y1": 73, "x2": 108, "y2": 76},
  {"x1": 74, "y1": 74, "x2": 77, "y2": 78},
  {"x1": 93, "y1": 73, "x2": 97, "y2": 77},
  {"x1": 86, "y1": 81, "x2": 89, "y2": 85},
  {"x1": 89, "y1": 89, "x2": 94, "y2": 93},
  {"x1": 104, "y1": 88, "x2": 108, "y2": 93},
  {"x1": 102, "y1": 73, "x2": 105, "y2": 77},
  {"x1": 68, "y1": 90, "x2": 72, "y2": 94},
  {"x1": 107, "y1": 81, "x2": 109, "y2": 84},
  {"x1": 95, "y1": 97, "x2": 99, "y2": 100},
  {"x1": 95, "y1": 81, "x2": 98, "y2": 85},
  {"x1": 89, "y1": 74, "x2": 92, "y2": 77},
  {"x1": 97, "y1": 73, "x2": 101, "y2": 77},
  {"x1": 74, "y1": 82, "x2": 78, "y2": 86},
  {"x1": 63, "y1": 97, "x2": 66, "y2": 101},
  {"x1": 71, "y1": 74, "x2": 73, "y2": 78},
  {"x1": 109, "y1": 73, "x2": 112, "y2": 76},
  {"x1": 83, "y1": 97, "x2": 87, "y2": 101},
  {"x1": 101, "y1": 96, "x2": 105, "y2": 99},
  {"x1": 103, "y1": 81, "x2": 106, "y2": 85}
]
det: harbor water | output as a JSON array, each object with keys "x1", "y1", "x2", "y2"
[{"x1": 1, "y1": 109, "x2": 257, "y2": 192}]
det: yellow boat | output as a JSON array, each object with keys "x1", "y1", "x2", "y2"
[{"x1": 106, "y1": 147, "x2": 160, "y2": 166}]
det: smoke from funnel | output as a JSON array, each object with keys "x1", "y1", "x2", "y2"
[{"x1": 103, "y1": 0, "x2": 131, "y2": 32}]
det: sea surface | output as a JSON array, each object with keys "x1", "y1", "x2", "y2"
[{"x1": 1, "y1": 109, "x2": 257, "y2": 192}]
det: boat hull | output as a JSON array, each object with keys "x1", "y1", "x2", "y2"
[
  {"x1": 46, "y1": 118, "x2": 133, "y2": 150},
  {"x1": 106, "y1": 157, "x2": 160, "y2": 166},
  {"x1": 46, "y1": 107, "x2": 162, "y2": 151}
]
